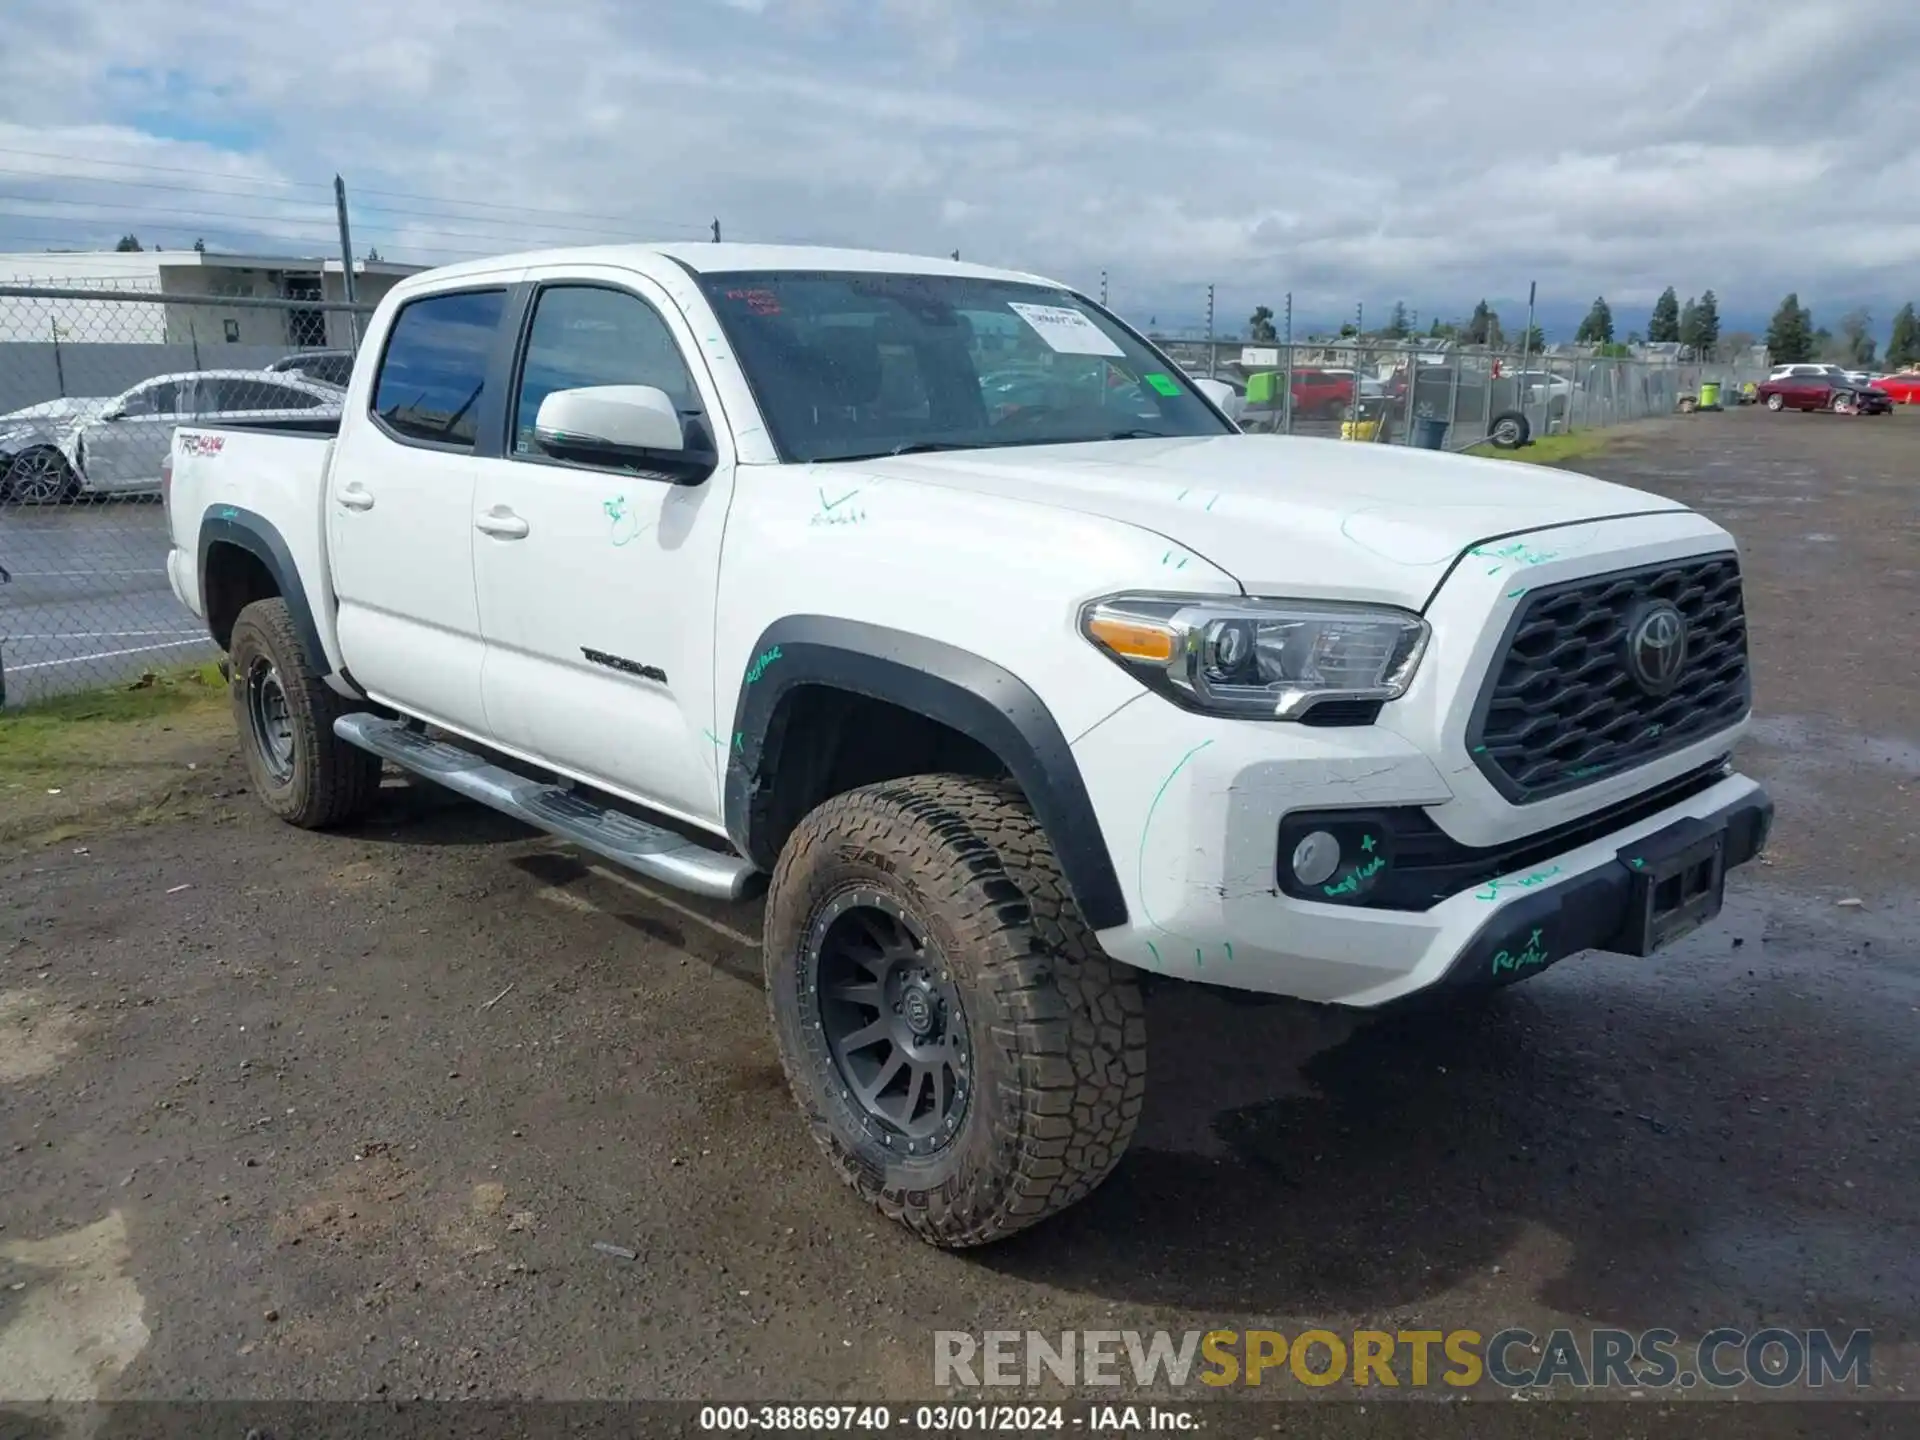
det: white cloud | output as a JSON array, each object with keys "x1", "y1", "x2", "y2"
[{"x1": 0, "y1": 0, "x2": 1915, "y2": 334}]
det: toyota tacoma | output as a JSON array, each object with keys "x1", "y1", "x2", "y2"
[{"x1": 163, "y1": 243, "x2": 1772, "y2": 1246}]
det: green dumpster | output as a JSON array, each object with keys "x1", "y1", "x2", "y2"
[
  {"x1": 1698, "y1": 381, "x2": 1721, "y2": 409},
  {"x1": 1246, "y1": 371, "x2": 1279, "y2": 407}
]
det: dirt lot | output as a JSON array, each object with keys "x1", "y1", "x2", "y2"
[{"x1": 2, "y1": 408, "x2": 1917, "y2": 1422}]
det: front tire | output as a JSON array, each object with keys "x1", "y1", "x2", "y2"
[
  {"x1": 1765, "y1": 393, "x2": 1785, "y2": 411},
  {"x1": 228, "y1": 598, "x2": 381, "y2": 828},
  {"x1": 1, "y1": 447, "x2": 78, "y2": 505},
  {"x1": 763, "y1": 774, "x2": 1146, "y2": 1248}
]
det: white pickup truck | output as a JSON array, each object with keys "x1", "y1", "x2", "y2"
[{"x1": 164, "y1": 243, "x2": 1772, "y2": 1247}]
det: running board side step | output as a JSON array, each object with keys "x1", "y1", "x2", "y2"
[{"x1": 333, "y1": 713, "x2": 760, "y2": 901}]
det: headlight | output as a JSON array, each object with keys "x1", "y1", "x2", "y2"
[{"x1": 1079, "y1": 592, "x2": 1429, "y2": 720}]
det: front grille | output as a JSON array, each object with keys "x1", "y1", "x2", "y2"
[{"x1": 1467, "y1": 553, "x2": 1751, "y2": 803}]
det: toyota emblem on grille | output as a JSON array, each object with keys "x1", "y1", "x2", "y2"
[{"x1": 1625, "y1": 602, "x2": 1688, "y2": 694}]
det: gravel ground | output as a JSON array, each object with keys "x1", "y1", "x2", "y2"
[{"x1": 2, "y1": 408, "x2": 1917, "y2": 1425}]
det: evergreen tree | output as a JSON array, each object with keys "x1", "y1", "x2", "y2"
[
  {"x1": 1574, "y1": 296, "x2": 1615, "y2": 344},
  {"x1": 1516, "y1": 324, "x2": 1546, "y2": 353},
  {"x1": 1886, "y1": 303, "x2": 1920, "y2": 369},
  {"x1": 1685, "y1": 290, "x2": 1722, "y2": 357},
  {"x1": 1247, "y1": 305, "x2": 1276, "y2": 342},
  {"x1": 1465, "y1": 299, "x2": 1496, "y2": 345},
  {"x1": 114, "y1": 234, "x2": 142, "y2": 252},
  {"x1": 1677, "y1": 296, "x2": 1697, "y2": 347},
  {"x1": 1385, "y1": 300, "x2": 1410, "y2": 339},
  {"x1": 1647, "y1": 287, "x2": 1680, "y2": 343},
  {"x1": 1766, "y1": 294, "x2": 1815, "y2": 364}
]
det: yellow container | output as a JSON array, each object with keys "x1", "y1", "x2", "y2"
[
  {"x1": 1341, "y1": 419, "x2": 1379, "y2": 441},
  {"x1": 1699, "y1": 381, "x2": 1722, "y2": 408}
]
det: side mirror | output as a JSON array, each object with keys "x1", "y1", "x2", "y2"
[
  {"x1": 102, "y1": 405, "x2": 126, "y2": 422},
  {"x1": 533, "y1": 385, "x2": 710, "y2": 478},
  {"x1": 1192, "y1": 376, "x2": 1243, "y2": 421}
]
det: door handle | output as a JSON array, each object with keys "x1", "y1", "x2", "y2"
[
  {"x1": 475, "y1": 507, "x2": 530, "y2": 539},
  {"x1": 337, "y1": 483, "x2": 375, "y2": 511}
]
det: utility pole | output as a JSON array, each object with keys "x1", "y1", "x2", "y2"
[
  {"x1": 1205, "y1": 284, "x2": 1217, "y2": 377},
  {"x1": 1282, "y1": 291, "x2": 1294, "y2": 435},
  {"x1": 952, "y1": 250, "x2": 960, "y2": 261},
  {"x1": 1099, "y1": 269, "x2": 1107, "y2": 306},
  {"x1": 333, "y1": 175, "x2": 359, "y2": 349},
  {"x1": 712, "y1": 218, "x2": 722, "y2": 243}
]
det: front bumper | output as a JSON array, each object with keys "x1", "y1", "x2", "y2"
[
  {"x1": 1074, "y1": 694, "x2": 1771, "y2": 1007},
  {"x1": 1417, "y1": 784, "x2": 1770, "y2": 999}
]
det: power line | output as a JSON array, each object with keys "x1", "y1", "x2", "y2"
[
  {"x1": 0, "y1": 164, "x2": 335, "y2": 209},
  {"x1": 0, "y1": 145, "x2": 321, "y2": 190},
  {"x1": 0, "y1": 165, "x2": 711, "y2": 238},
  {"x1": 0, "y1": 195, "x2": 679, "y2": 249},
  {"x1": 349, "y1": 188, "x2": 711, "y2": 235},
  {"x1": 0, "y1": 219, "x2": 516, "y2": 263},
  {"x1": 0, "y1": 146, "x2": 716, "y2": 235}
]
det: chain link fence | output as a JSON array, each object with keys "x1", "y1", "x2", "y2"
[
  {"x1": 1155, "y1": 338, "x2": 1772, "y2": 448},
  {"x1": 0, "y1": 287, "x2": 371, "y2": 706},
  {"x1": 1, "y1": 283, "x2": 1777, "y2": 707}
]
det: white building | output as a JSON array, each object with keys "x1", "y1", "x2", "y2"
[{"x1": 0, "y1": 249, "x2": 423, "y2": 350}]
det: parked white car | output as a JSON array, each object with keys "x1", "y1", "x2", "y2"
[
  {"x1": 0, "y1": 369, "x2": 343, "y2": 504},
  {"x1": 1513, "y1": 370, "x2": 1573, "y2": 402}
]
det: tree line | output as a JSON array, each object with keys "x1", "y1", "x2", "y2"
[
  {"x1": 1765, "y1": 295, "x2": 1920, "y2": 370},
  {"x1": 1242, "y1": 285, "x2": 1920, "y2": 370}
]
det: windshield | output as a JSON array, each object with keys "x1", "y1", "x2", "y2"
[{"x1": 697, "y1": 270, "x2": 1234, "y2": 463}]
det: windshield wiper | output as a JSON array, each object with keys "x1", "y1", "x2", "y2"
[
  {"x1": 816, "y1": 440, "x2": 993, "y2": 462},
  {"x1": 1101, "y1": 429, "x2": 1177, "y2": 440}
]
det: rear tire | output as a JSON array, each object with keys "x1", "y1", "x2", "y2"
[
  {"x1": 763, "y1": 773, "x2": 1147, "y2": 1248},
  {"x1": 228, "y1": 597, "x2": 381, "y2": 829}
]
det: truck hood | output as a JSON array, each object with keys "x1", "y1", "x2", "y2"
[{"x1": 840, "y1": 433, "x2": 1687, "y2": 608}]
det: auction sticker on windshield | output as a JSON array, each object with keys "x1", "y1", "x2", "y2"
[{"x1": 1007, "y1": 302, "x2": 1125, "y2": 357}]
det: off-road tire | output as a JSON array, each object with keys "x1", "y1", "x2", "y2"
[
  {"x1": 763, "y1": 773, "x2": 1147, "y2": 1247},
  {"x1": 228, "y1": 597, "x2": 380, "y2": 828}
]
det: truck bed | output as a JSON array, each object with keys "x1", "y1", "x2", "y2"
[{"x1": 189, "y1": 414, "x2": 343, "y2": 437}]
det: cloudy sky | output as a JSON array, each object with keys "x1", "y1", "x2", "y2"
[{"x1": 0, "y1": 0, "x2": 1915, "y2": 337}]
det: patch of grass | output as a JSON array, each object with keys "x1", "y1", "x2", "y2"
[
  {"x1": 0, "y1": 663, "x2": 235, "y2": 845},
  {"x1": 1464, "y1": 430, "x2": 1618, "y2": 467},
  {"x1": 1, "y1": 663, "x2": 227, "y2": 764}
]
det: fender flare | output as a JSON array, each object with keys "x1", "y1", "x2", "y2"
[
  {"x1": 197, "y1": 505, "x2": 328, "y2": 674},
  {"x1": 723, "y1": 616, "x2": 1129, "y2": 932}
]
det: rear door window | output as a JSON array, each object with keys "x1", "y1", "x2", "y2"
[{"x1": 372, "y1": 289, "x2": 507, "y2": 448}]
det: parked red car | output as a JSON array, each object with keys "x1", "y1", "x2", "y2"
[
  {"x1": 1872, "y1": 371, "x2": 1920, "y2": 404},
  {"x1": 1756, "y1": 365, "x2": 1893, "y2": 414}
]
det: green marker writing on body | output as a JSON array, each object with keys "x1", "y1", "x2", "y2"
[
  {"x1": 1490, "y1": 928, "x2": 1551, "y2": 977},
  {"x1": 745, "y1": 645, "x2": 782, "y2": 683},
  {"x1": 1475, "y1": 865, "x2": 1563, "y2": 901}
]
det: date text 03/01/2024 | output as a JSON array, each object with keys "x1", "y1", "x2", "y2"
[{"x1": 695, "y1": 1404, "x2": 1197, "y2": 1431}]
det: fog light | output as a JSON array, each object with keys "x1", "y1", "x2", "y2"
[{"x1": 1291, "y1": 830, "x2": 1341, "y2": 887}]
